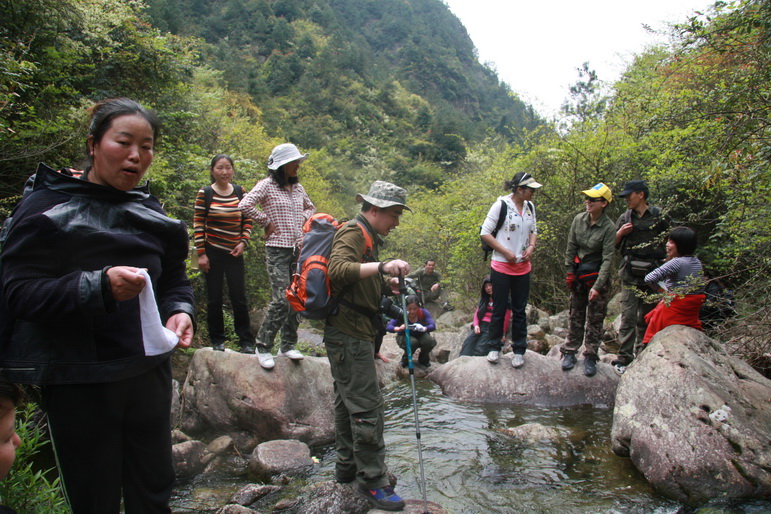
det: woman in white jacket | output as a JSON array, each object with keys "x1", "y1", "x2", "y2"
[{"x1": 480, "y1": 171, "x2": 541, "y2": 369}]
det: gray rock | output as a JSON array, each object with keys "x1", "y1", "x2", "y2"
[
  {"x1": 247, "y1": 439, "x2": 314, "y2": 481},
  {"x1": 430, "y1": 349, "x2": 619, "y2": 407},
  {"x1": 207, "y1": 435, "x2": 234, "y2": 456},
  {"x1": 216, "y1": 505, "x2": 255, "y2": 514},
  {"x1": 527, "y1": 324, "x2": 546, "y2": 340},
  {"x1": 548, "y1": 310, "x2": 570, "y2": 333},
  {"x1": 171, "y1": 378, "x2": 181, "y2": 427},
  {"x1": 179, "y1": 349, "x2": 336, "y2": 452},
  {"x1": 296, "y1": 481, "x2": 370, "y2": 514},
  {"x1": 230, "y1": 483, "x2": 281, "y2": 506},
  {"x1": 204, "y1": 454, "x2": 249, "y2": 476},
  {"x1": 611, "y1": 325, "x2": 771, "y2": 505},
  {"x1": 498, "y1": 422, "x2": 563, "y2": 443},
  {"x1": 172, "y1": 440, "x2": 209, "y2": 478}
]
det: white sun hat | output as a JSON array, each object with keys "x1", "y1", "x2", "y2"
[{"x1": 267, "y1": 143, "x2": 309, "y2": 170}]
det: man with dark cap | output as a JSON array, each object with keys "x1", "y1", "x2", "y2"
[
  {"x1": 613, "y1": 180, "x2": 669, "y2": 374},
  {"x1": 324, "y1": 180, "x2": 411, "y2": 511}
]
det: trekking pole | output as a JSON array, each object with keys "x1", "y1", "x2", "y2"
[{"x1": 398, "y1": 275, "x2": 430, "y2": 514}]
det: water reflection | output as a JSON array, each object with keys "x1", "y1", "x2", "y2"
[{"x1": 172, "y1": 379, "x2": 768, "y2": 513}]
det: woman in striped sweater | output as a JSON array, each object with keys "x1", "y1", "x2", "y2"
[{"x1": 194, "y1": 154, "x2": 254, "y2": 352}]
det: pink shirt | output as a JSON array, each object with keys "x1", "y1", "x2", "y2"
[
  {"x1": 239, "y1": 177, "x2": 315, "y2": 248},
  {"x1": 491, "y1": 259, "x2": 532, "y2": 276}
]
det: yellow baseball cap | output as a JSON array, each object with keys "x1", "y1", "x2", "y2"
[{"x1": 581, "y1": 182, "x2": 612, "y2": 202}]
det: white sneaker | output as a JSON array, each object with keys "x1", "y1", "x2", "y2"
[
  {"x1": 486, "y1": 351, "x2": 500, "y2": 363},
  {"x1": 277, "y1": 349, "x2": 304, "y2": 361},
  {"x1": 512, "y1": 353, "x2": 525, "y2": 368},
  {"x1": 257, "y1": 351, "x2": 275, "y2": 369},
  {"x1": 613, "y1": 363, "x2": 627, "y2": 375}
]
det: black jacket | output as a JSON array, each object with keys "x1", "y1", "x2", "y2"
[{"x1": 0, "y1": 163, "x2": 194, "y2": 385}]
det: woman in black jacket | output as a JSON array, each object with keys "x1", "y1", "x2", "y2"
[{"x1": 0, "y1": 98, "x2": 194, "y2": 513}]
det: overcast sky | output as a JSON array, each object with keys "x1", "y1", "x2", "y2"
[{"x1": 442, "y1": 0, "x2": 714, "y2": 117}]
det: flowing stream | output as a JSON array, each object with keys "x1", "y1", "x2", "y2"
[{"x1": 171, "y1": 379, "x2": 770, "y2": 513}]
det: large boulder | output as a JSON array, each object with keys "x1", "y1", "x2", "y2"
[
  {"x1": 180, "y1": 347, "x2": 405, "y2": 452},
  {"x1": 179, "y1": 349, "x2": 336, "y2": 451},
  {"x1": 429, "y1": 350, "x2": 619, "y2": 407},
  {"x1": 611, "y1": 325, "x2": 771, "y2": 505},
  {"x1": 247, "y1": 439, "x2": 314, "y2": 481}
]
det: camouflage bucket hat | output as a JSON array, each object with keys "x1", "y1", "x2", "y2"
[{"x1": 356, "y1": 180, "x2": 412, "y2": 211}]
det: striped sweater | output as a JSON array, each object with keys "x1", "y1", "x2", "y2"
[{"x1": 194, "y1": 186, "x2": 253, "y2": 254}]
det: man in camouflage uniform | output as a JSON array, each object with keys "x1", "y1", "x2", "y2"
[
  {"x1": 324, "y1": 181, "x2": 411, "y2": 511},
  {"x1": 612, "y1": 180, "x2": 668, "y2": 374},
  {"x1": 407, "y1": 259, "x2": 453, "y2": 312}
]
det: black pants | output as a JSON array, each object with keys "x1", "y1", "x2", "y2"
[
  {"x1": 488, "y1": 269, "x2": 530, "y2": 354},
  {"x1": 43, "y1": 363, "x2": 175, "y2": 514},
  {"x1": 205, "y1": 245, "x2": 252, "y2": 346}
]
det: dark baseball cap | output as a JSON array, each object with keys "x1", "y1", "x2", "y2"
[{"x1": 619, "y1": 180, "x2": 649, "y2": 197}]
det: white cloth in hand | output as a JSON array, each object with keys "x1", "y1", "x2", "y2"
[
  {"x1": 138, "y1": 269, "x2": 179, "y2": 356},
  {"x1": 411, "y1": 323, "x2": 426, "y2": 332}
]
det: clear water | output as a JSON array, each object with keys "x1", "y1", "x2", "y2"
[{"x1": 171, "y1": 379, "x2": 771, "y2": 513}]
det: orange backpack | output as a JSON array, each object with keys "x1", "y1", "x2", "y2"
[{"x1": 286, "y1": 214, "x2": 373, "y2": 319}]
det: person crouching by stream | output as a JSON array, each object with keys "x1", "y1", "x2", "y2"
[
  {"x1": 386, "y1": 295, "x2": 437, "y2": 368},
  {"x1": 460, "y1": 275, "x2": 512, "y2": 357},
  {"x1": 561, "y1": 183, "x2": 616, "y2": 377}
]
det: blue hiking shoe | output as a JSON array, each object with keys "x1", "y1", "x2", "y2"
[{"x1": 358, "y1": 484, "x2": 405, "y2": 511}]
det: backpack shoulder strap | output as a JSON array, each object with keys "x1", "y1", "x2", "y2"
[
  {"x1": 203, "y1": 185, "x2": 214, "y2": 217},
  {"x1": 233, "y1": 184, "x2": 244, "y2": 200},
  {"x1": 494, "y1": 199, "x2": 507, "y2": 233},
  {"x1": 353, "y1": 219, "x2": 375, "y2": 262}
]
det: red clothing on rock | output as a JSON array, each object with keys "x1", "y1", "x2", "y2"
[{"x1": 642, "y1": 294, "x2": 706, "y2": 344}]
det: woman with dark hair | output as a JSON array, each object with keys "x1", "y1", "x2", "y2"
[
  {"x1": 561, "y1": 182, "x2": 616, "y2": 377},
  {"x1": 0, "y1": 98, "x2": 194, "y2": 513},
  {"x1": 194, "y1": 154, "x2": 254, "y2": 353},
  {"x1": 239, "y1": 143, "x2": 316, "y2": 369},
  {"x1": 641, "y1": 226, "x2": 706, "y2": 345},
  {"x1": 480, "y1": 171, "x2": 541, "y2": 369},
  {"x1": 460, "y1": 276, "x2": 512, "y2": 357},
  {"x1": 385, "y1": 295, "x2": 437, "y2": 367}
]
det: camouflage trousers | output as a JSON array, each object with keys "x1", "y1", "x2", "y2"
[
  {"x1": 561, "y1": 281, "x2": 610, "y2": 359},
  {"x1": 396, "y1": 332, "x2": 437, "y2": 364},
  {"x1": 256, "y1": 246, "x2": 299, "y2": 352}
]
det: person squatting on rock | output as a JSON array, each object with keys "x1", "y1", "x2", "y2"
[
  {"x1": 239, "y1": 143, "x2": 315, "y2": 369},
  {"x1": 194, "y1": 154, "x2": 254, "y2": 353},
  {"x1": 324, "y1": 180, "x2": 412, "y2": 511},
  {"x1": 460, "y1": 275, "x2": 512, "y2": 357},
  {"x1": 386, "y1": 295, "x2": 437, "y2": 368},
  {"x1": 642, "y1": 226, "x2": 706, "y2": 345},
  {"x1": 480, "y1": 171, "x2": 541, "y2": 369},
  {"x1": 0, "y1": 98, "x2": 195, "y2": 513},
  {"x1": 611, "y1": 180, "x2": 669, "y2": 375},
  {"x1": 561, "y1": 182, "x2": 616, "y2": 377},
  {"x1": 407, "y1": 259, "x2": 453, "y2": 312}
]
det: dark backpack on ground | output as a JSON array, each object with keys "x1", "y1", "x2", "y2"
[{"x1": 286, "y1": 214, "x2": 373, "y2": 320}]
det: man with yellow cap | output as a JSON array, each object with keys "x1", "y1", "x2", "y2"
[{"x1": 561, "y1": 182, "x2": 616, "y2": 377}]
